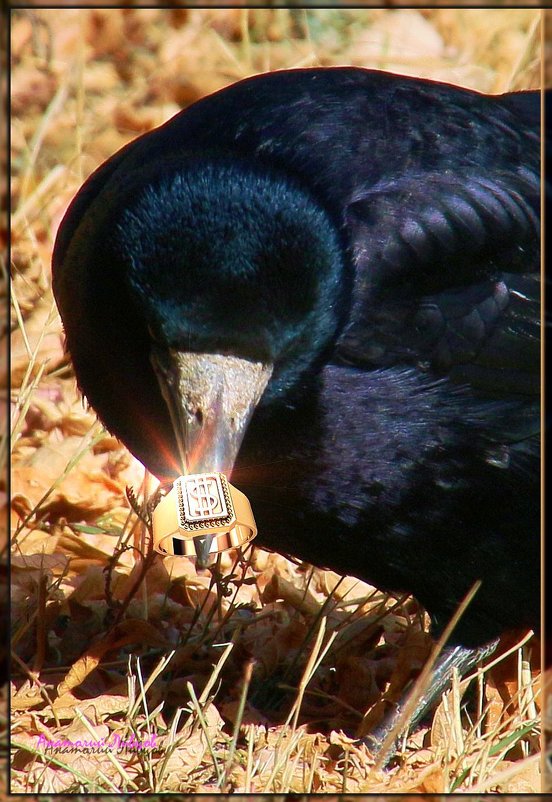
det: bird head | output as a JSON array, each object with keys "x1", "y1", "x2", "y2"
[{"x1": 112, "y1": 154, "x2": 347, "y2": 477}]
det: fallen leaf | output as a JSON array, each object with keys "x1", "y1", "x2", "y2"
[
  {"x1": 11, "y1": 681, "x2": 45, "y2": 712},
  {"x1": 56, "y1": 619, "x2": 169, "y2": 695}
]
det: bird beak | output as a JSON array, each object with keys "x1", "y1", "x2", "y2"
[{"x1": 150, "y1": 347, "x2": 272, "y2": 476}]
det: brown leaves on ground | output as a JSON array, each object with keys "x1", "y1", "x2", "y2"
[{"x1": 9, "y1": 7, "x2": 542, "y2": 794}]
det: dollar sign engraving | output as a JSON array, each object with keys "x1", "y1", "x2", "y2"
[{"x1": 188, "y1": 476, "x2": 219, "y2": 518}]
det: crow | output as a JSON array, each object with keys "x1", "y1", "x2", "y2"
[{"x1": 52, "y1": 67, "x2": 540, "y2": 746}]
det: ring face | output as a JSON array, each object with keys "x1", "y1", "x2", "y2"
[{"x1": 175, "y1": 473, "x2": 235, "y2": 534}]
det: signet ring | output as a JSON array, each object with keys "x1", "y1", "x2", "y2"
[{"x1": 152, "y1": 472, "x2": 257, "y2": 562}]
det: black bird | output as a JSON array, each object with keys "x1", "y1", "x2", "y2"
[{"x1": 52, "y1": 68, "x2": 540, "y2": 743}]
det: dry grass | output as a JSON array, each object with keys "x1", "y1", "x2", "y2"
[{"x1": 9, "y1": 8, "x2": 543, "y2": 794}]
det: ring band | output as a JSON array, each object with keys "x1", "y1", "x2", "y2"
[{"x1": 152, "y1": 472, "x2": 257, "y2": 561}]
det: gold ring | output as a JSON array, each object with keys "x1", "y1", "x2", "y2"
[{"x1": 152, "y1": 472, "x2": 257, "y2": 562}]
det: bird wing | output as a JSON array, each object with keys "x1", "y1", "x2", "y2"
[{"x1": 335, "y1": 167, "x2": 540, "y2": 400}]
